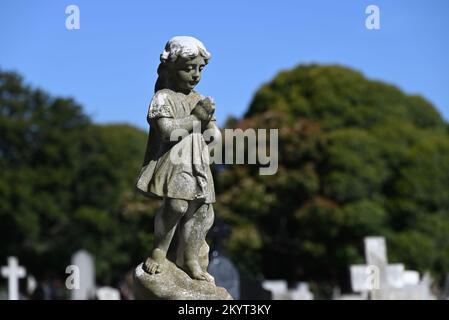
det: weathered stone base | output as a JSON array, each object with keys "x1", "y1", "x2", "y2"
[{"x1": 133, "y1": 261, "x2": 233, "y2": 300}]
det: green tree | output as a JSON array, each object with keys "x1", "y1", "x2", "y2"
[
  {"x1": 217, "y1": 64, "x2": 449, "y2": 296},
  {"x1": 0, "y1": 70, "x2": 157, "y2": 285}
]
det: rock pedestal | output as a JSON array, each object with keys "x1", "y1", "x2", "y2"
[{"x1": 133, "y1": 261, "x2": 233, "y2": 300}]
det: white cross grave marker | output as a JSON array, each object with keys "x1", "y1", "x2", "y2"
[
  {"x1": 349, "y1": 237, "x2": 431, "y2": 300},
  {"x1": 1, "y1": 256, "x2": 27, "y2": 300}
]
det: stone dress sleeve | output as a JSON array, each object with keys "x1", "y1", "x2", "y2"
[
  {"x1": 136, "y1": 90, "x2": 175, "y2": 196},
  {"x1": 147, "y1": 90, "x2": 175, "y2": 121}
]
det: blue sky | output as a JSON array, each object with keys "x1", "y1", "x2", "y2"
[{"x1": 1, "y1": 0, "x2": 448, "y2": 129}]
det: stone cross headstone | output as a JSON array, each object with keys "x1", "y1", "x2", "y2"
[
  {"x1": 71, "y1": 250, "x2": 95, "y2": 300},
  {"x1": 1, "y1": 257, "x2": 26, "y2": 300},
  {"x1": 364, "y1": 236, "x2": 389, "y2": 299},
  {"x1": 208, "y1": 252, "x2": 240, "y2": 299},
  {"x1": 349, "y1": 236, "x2": 436, "y2": 300}
]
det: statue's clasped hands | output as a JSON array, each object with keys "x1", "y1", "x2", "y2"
[{"x1": 192, "y1": 97, "x2": 215, "y2": 125}]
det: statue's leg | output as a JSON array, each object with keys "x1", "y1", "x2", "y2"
[
  {"x1": 198, "y1": 204, "x2": 215, "y2": 272},
  {"x1": 143, "y1": 198, "x2": 188, "y2": 274},
  {"x1": 178, "y1": 202, "x2": 215, "y2": 282}
]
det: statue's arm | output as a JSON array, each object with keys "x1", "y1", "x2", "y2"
[
  {"x1": 204, "y1": 121, "x2": 222, "y2": 148},
  {"x1": 154, "y1": 115, "x2": 200, "y2": 142}
]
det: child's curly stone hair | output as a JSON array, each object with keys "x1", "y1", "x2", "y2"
[{"x1": 155, "y1": 36, "x2": 211, "y2": 93}]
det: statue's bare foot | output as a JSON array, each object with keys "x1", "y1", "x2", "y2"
[
  {"x1": 184, "y1": 260, "x2": 215, "y2": 283},
  {"x1": 143, "y1": 248, "x2": 166, "y2": 275}
]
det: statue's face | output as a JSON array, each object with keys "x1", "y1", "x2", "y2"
[{"x1": 172, "y1": 55, "x2": 206, "y2": 93}]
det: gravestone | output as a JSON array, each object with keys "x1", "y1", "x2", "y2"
[
  {"x1": 1, "y1": 256, "x2": 26, "y2": 300},
  {"x1": 27, "y1": 275, "x2": 37, "y2": 296},
  {"x1": 208, "y1": 251, "x2": 240, "y2": 299},
  {"x1": 290, "y1": 282, "x2": 314, "y2": 300},
  {"x1": 71, "y1": 250, "x2": 95, "y2": 300},
  {"x1": 403, "y1": 271, "x2": 419, "y2": 286},
  {"x1": 388, "y1": 272, "x2": 435, "y2": 300},
  {"x1": 262, "y1": 280, "x2": 288, "y2": 300},
  {"x1": 350, "y1": 265, "x2": 374, "y2": 294},
  {"x1": 364, "y1": 236, "x2": 389, "y2": 299},
  {"x1": 387, "y1": 264, "x2": 405, "y2": 289},
  {"x1": 349, "y1": 236, "x2": 436, "y2": 300},
  {"x1": 96, "y1": 286, "x2": 121, "y2": 300}
]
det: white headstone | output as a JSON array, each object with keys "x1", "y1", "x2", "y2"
[
  {"x1": 386, "y1": 264, "x2": 405, "y2": 289},
  {"x1": 364, "y1": 237, "x2": 388, "y2": 266},
  {"x1": 403, "y1": 270, "x2": 420, "y2": 286},
  {"x1": 96, "y1": 286, "x2": 120, "y2": 300},
  {"x1": 262, "y1": 280, "x2": 288, "y2": 300},
  {"x1": 350, "y1": 265, "x2": 372, "y2": 292},
  {"x1": 418, "y1": 272, "x2": 436, "y2": 300},
  {"x1": 71, "y1": 250, "x2": 95, "y2": 300},
  {"x1": 388, "y1": 272, "x2": 436, "y2": 300},
  {"x1": 291, "y1": 282, "x2": 314, "y2": 300},
  {"x1": 348, "y1": 263, "x2": 409, "y2": 290},
  {"x1": 348, "y1": 237, "x2": 435, "y2": 300},
  {"x1": 364, "y1": 236, "x2": 389, "y2": 299},
  {"x1": 1, "y1": 257, "x2": 26, "y2": 300},
  {"x1": 27, "y1": 275, "x2": 37, "y2": 295}
]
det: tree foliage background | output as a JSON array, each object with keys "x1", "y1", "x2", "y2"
[
  {"x1": 1, "y1": 65, "x2": 449, "y2": 296},
  {"x1": 0, "y1": 70, "x2": 158, "y2": 285},
  {"x1": 217, "y1": 65, "x2": 449, "y2": 295}
]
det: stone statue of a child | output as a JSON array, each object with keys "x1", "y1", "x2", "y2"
[{"x1": 136, "y1": 36, "x2": 221, "y2": 283}]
